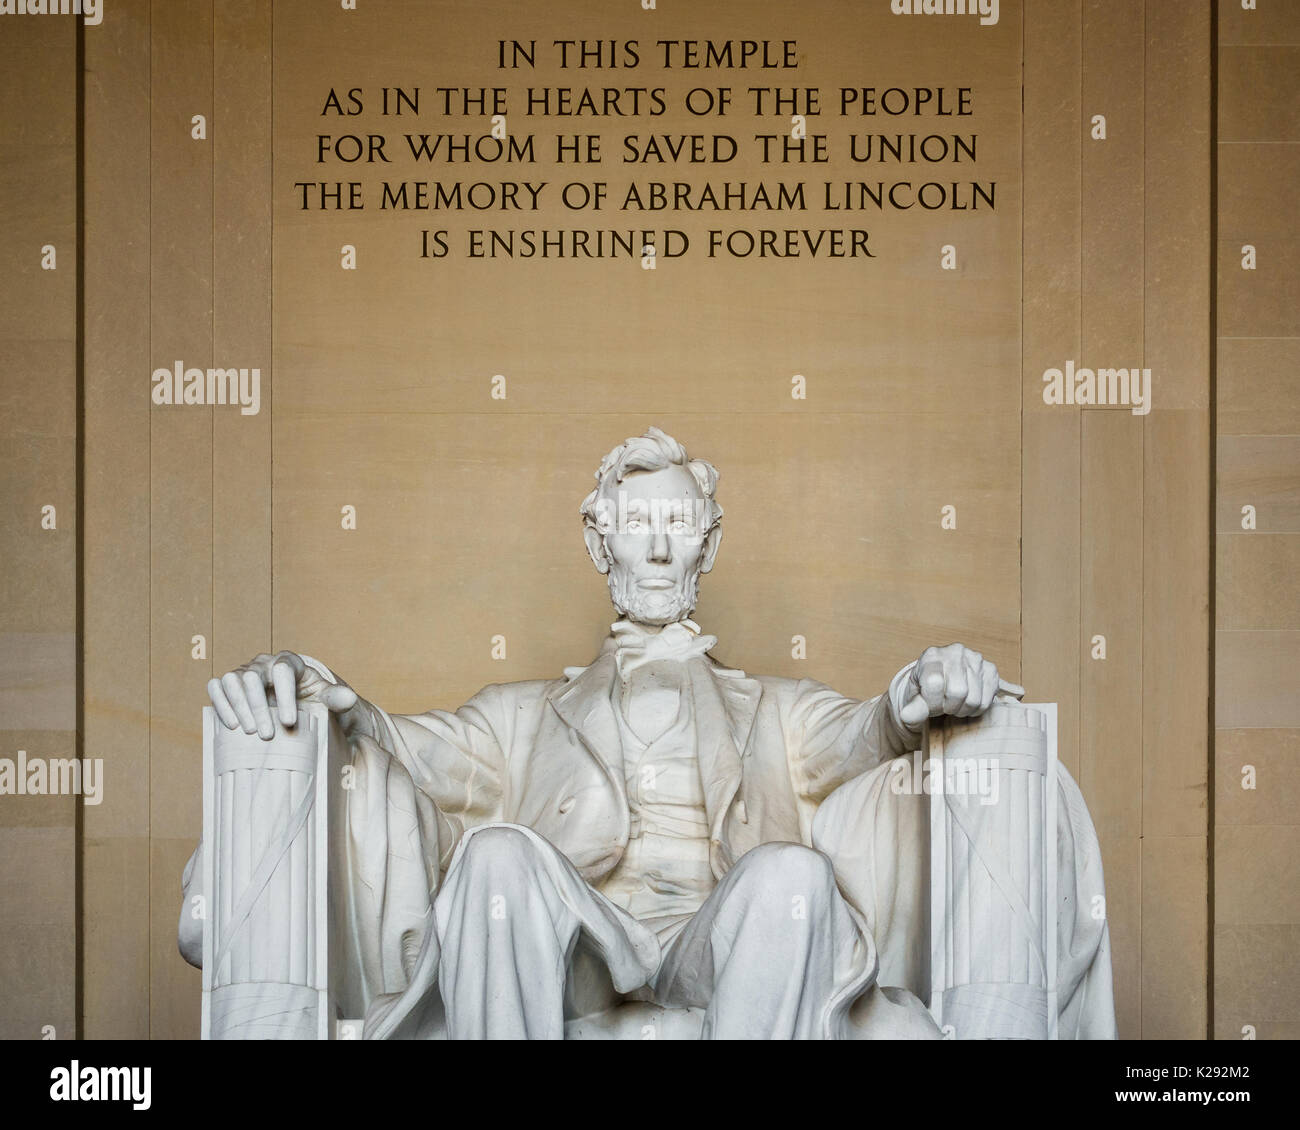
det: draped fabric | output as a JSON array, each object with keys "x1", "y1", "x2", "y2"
[{"x1": 180, "y1": 634, "x2": 1115, "y2": 1040}]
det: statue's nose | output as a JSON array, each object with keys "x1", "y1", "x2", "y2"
[{"x1": 647, "y1": 527, "x2": 671, "y2": 562}]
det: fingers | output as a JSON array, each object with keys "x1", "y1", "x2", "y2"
[
  {"x1": 899, "y1": 651, "x2": 946, "y2": 727},
  {"x1": 904, "y1": 645, "x2": 1020, "y2": 725},
  {"x1": 221, "y1": 671, "x2": 258, "y2": 734},
  {"x1": 274, "y1": 650, "x2": 306, "y2": 679},
  {"x1": 942, "y1": 650, "x2": 970, "y2": 715},
  {"x1": 917, "y1": 654, "x2": 947, "y2": 714},
  {"x1": 207, "y1": 677, "x2": 241, "y2": 730},
  {"x1": 898, "y1": 693, "x2": 930, "y2": 727},
  {"x1": 209, "y1": 650, "x2": 346, "y2": 740},
  {"x1": 320, "y1": 684, "x2": 358, "y2": 714},
  {"x1": 980, "y1": 659, "x2": 1000, "y2": 710},
  {"x1": 271, "y1": 652, "x2": 303, "y2": 728},
  {"x1": 962, "y1": 652, "x2": 985, "y2": 715},
  {"x1": 242, "y1": 669, "x2": 275, "y2": 740}
]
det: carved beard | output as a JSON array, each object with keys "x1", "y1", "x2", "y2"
[{"x1": 606, "y1": 565, "x2": 701, "y2": 626}]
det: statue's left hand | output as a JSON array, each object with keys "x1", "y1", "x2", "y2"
[{"x1": 895, "y1": 643, "x2": 1024, "y2": 729}]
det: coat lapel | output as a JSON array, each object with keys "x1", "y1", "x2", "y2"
[
  {"x1": 547, "y1": 642, "x2": 626, "y2": 789},
  {"x1": 713, "y1": 664, "x2": 763, "y2": 764},
  {"x1": 683, "y1": 660, "x2": 762, "y2": 873},
  {"x1": 547, "y1": 637, "x2": 765, "y2": 878}
]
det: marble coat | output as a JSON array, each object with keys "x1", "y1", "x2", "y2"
[{"x1": 180, "y1": 634, "x2": 1115, "y2": 1039}]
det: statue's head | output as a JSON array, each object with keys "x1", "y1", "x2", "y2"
[{"x1": 580, "y1": 426, "x2": 723, "y2": 626}]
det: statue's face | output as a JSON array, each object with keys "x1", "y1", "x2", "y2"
[{"x1": 593, "y1": 463, "x2": 716, "y2": 626}]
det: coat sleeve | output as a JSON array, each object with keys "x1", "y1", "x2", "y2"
[
  {"x1": 343, "y1": 685, "x2": 512, "y2": 862},
  {"x1": 781, "y1": 665, "x2": 920, "y2": 803},
  {"x1": 338, "y1": 673, "x2": 556, "y2": 867}
]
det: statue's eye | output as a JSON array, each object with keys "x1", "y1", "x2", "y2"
[{"x1": 626, "y1": 518, "x2": 645, "y2": 533}]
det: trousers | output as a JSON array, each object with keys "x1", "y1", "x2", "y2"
[{"x1": 433, "y1": 822, "x2": 877, "y2": 1039}]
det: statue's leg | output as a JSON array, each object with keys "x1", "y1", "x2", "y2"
[
  {"x1": 652, "y1": 842, "x2": 876, "y2": 1039},
  {"x1": 434, "y1": 823, "x2": 660, "y2": 1039}
]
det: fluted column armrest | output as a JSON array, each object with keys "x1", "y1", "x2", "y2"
[
  {"x1": 200, "y1": 703, "x2": 347, "y2": 1040},
  {"x1": 925, "y1": 699, "x2": 1060, "y2": 1040}
]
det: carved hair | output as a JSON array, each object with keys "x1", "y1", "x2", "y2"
[{"x1": 580, "y1": 426, "x2": 723, "y2": 535}]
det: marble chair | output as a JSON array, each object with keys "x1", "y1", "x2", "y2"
[{"x1": 194, "y1": 699, "x2": 1063, "y2": 1041}]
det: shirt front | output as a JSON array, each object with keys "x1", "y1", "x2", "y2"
[{"x1": 597, "y1": 621, "x2": 719, "y2": 941}]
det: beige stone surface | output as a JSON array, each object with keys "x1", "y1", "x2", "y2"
[
  {"x1": 1218, "y1": 237, "x2": 1300, "y2": 338},
  {"x1": 1142, "y1": 835, "x2": 1209, "y2": 1039},
  {"x1": 1214, "y1": 925, "x2": 1300, "y2": 1040},
  {"x1": 1142, "y1": 410, "x2": 1212, "y2": 839},
  {"x1": 1218, "y1": 338, "x2": 1300, "y2": 436},
  {"x1": 212, "y1": 0, "x2": 273, "y2": 680},
  {"x1": 0, "y1": 0, "x2": 1235, "y2": 1038},
  {"x1": 1216, "y1": 630, "x2": 1300, "y2": 730},
  {"x1": 1020, "y1": 0, "x2": 1082, "y2": 799},
  {"x1": 84, "y1": 0, "x2": 152, "y2": 855},
  {"x1": 1219, "y1": 0, "x2": 1300, "y2": 46},
  {"x1": 1218, "y1": 46, "x2": 1300, "y2": 144},
  {"x1": 0, "y1": 828, "x2": 77, "y2": 1040},
  {"x1": 1215, "y1": 728, "x2": 1300, "y2": 827},
  {"x1": 1146, "y1": 0, "x2": 1213, "y2": 412},
  {"x1": 0, "y1": 13, "x2": 77, "y2": 1042},
  {"x1": 1217, "y1": 436, "x2": 1300, "y2": 531},
  {"x1": 1080, "y1": 411, "x2": 1143, "y2": 842},
  {"x1": 1213, "y1": 13, "x2": 1300, "y2": 1042},
  {"x1": 1217, "y1": 534, "x2": 1300, "y2": 630},
  {"x1": 81, "y1": 836, "x2": 150, "y2": 1039},
  {"x1": 149, "y1": 837, "x2": 202, "y2": 1040},
  {"x1": 1216, "y1": 825, "x2": 1300, "y2": 927},
  {"x1": 1100, "y1": 834, "x2": 1142, "y2": 1039},
  {"x1": 1219, "y1": 143, "x2": 1300, "y2": 242}
]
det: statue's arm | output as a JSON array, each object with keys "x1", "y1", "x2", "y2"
[
  {"x1": 179, "y1": 658, "x2": 524, "y2": 971},
  {"x1": 784, "y1": 644, "x2": 1022, "y2": 804},
  {"x1": 339, "y1": 683, "x2": 517, "y2": 829},
  {"x1": 782, "y1": 667, "x2": 920, "y2": 803}
]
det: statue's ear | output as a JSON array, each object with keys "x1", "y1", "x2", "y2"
[
  {"x1": 583, "y1": 524, "x2": 610, "y2": 574},
  {"x1": 699, "y1": 523, "x2": 723, "y2": 574}
]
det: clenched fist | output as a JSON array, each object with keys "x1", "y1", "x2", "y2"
[
  {"x1": 207, "y1": 651, "x2": 357, "y2": 739},
  {"x1": 895, "y1": 643, "x2": 1023, "y2": 729}
]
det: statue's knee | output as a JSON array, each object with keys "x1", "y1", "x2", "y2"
[
  {"x1": 736, "y1": 842, "x2": 836, "y2": 898},
  {"x1": 458, "y1": 825, "x2": 539, "y2": 878}
]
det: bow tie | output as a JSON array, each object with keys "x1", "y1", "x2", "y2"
[{"x1": 611, "y1": 618, "x2": 718, "y2": 676}]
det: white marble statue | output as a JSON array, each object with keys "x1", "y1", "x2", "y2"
[{"x1": 180, "y1": 426, "x2": 1115, "y2": 1039}]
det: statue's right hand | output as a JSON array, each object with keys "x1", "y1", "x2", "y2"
[{"x1": 207, "y1": 651, "x2": 358, "y2": 739}]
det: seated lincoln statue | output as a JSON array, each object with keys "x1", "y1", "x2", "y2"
[{"x1": 179, "y1": 426, "x2": 1115, "y2": 1040}]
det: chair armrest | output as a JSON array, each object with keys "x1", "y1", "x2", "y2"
[
  {"x1": 925, "y1": 700, "x2": 1059, "y2": 1039},
  {"x1": 200, "y1": 703, "x2": 347, "y2": 1039}
]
